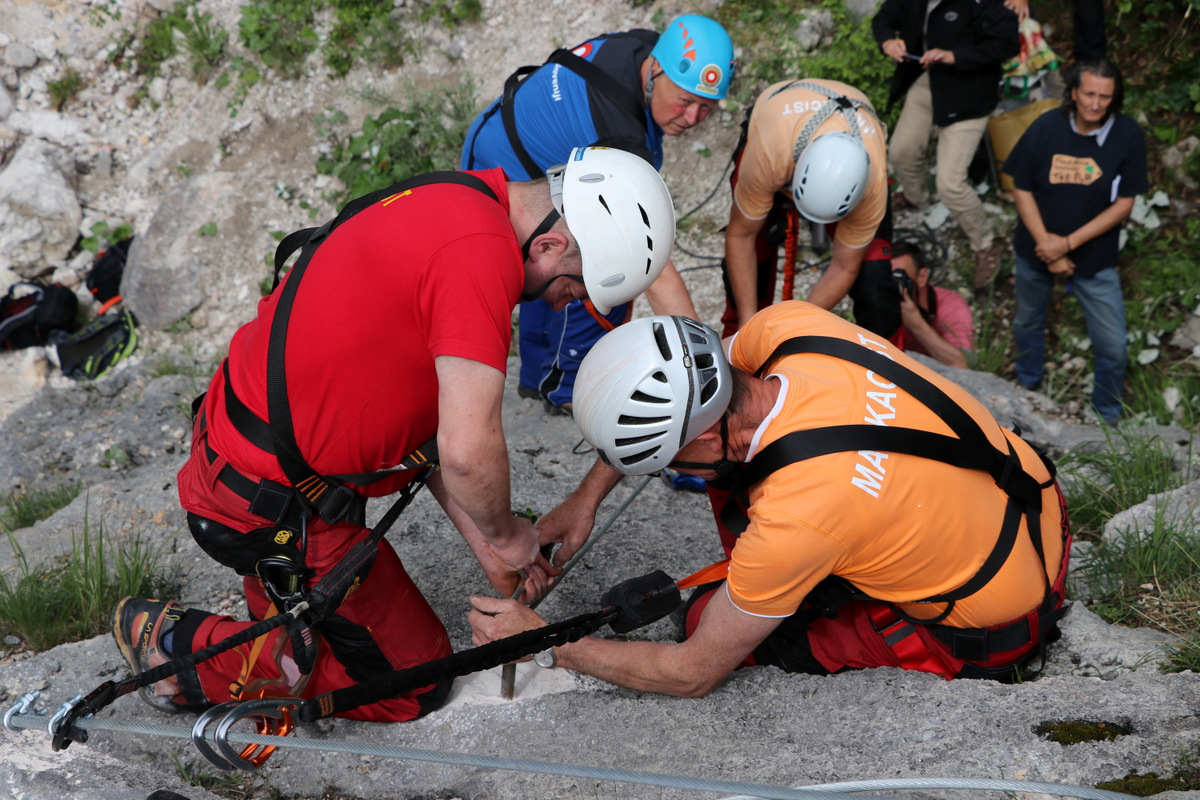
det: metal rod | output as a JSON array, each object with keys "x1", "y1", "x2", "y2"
[{"x1": 500, "y1": 473, "x2": 655, "y2": 698}]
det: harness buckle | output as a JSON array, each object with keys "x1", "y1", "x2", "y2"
[{"x1": 316, "y1": 483, "x2": 358, "y2": 524}]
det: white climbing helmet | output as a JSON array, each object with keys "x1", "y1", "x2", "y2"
[
  {"x1": 547, "y1": 147, "x2": 676, "y2": 314},
  {"x1": 791, "y1": 131, "x2": 870, "y2": 224},
  {"x1": 573, "y1": 315, "x2": 731, "y2": 475}
]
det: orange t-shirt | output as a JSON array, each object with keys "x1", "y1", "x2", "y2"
[
  {"x1": 725, "y1": 301, "x2": 1064, "y2": 629},
  {"x1": 733, "y1": 79, "x2": 889, "y2": 249}
]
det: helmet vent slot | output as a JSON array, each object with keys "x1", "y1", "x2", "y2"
[
  {"x1": 631, "y1": 390, "x2": 669, "y2": 404},
  {"x1": 621, "y1": 448, "x2": 659, "y2": 467},
  {"x1": 638, "y1": 204, "x2": 650, "y2": 227},
  {"x1": 597, "y1": 195, "x2": 612, "y2": 215},
  {"x1": 652, "y1": 324, "x2": 673, "y2": 360},
  {"x1": 616, "y1": 431, "x2": 667, "y2": 446}
]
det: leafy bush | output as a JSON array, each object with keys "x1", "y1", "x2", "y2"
[
  {"x1": 315, "y1": 80, "x2": 478, "y2": 205},
  {"x1": 237, "y1": 0, "x2": 319, "y2": 80}
]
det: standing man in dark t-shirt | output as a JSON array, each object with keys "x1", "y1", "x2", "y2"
[{"x1": 1003, "y1": 58, "x2": 1147, "y2": 425}]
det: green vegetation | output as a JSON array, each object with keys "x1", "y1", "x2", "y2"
[
  {"x1": 0, "y1": 515, "x2": 168, "y2": 652},
  {"x1": 417, "y1": 0, "x2": 483, "y2": 27},
  {"x1": 1058, "y1": 428, "x2": 1185, "y2": 537},
  {"x1": 178, "y1": 6, "x2": 229, "y2": 84},
  {"x1": 717, "y1": 0, "x2": 896, "y2": 127},
  {"x1": 1097, "y1": 770, "x2": 1200, "y2": 797},
  {"x1": 237, "y1": 0, "x2": 319, "y2": 80},
  {"x1": 314, "y1": 80, "x2": 478, "y2": 205},
  {"x1": 47, "y1": 67, "x2": 85, "y2": 111},
  {"x1": 0, "y1": 484, "x2": 82, "y2": 534},
  {"x1": 79, "y1": 219, "x2": 134, "y2": 255},
  {"x1": 171, "y1": 752, "x2": 277, "y2": 800},
  {"x1": 1061, "y1": 427, "x2": 1200, "y2": 672},
  {"x1": 1035, "y1": 719, "x2": 1131, "y2": 744}
]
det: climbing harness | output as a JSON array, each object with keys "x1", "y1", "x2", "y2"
[
  {"x1": 719, "y1": 335, "x2": 1070, "y2": 674},
  {"x1": 766, "y1": 80, "x2": 878, "y2": 167}
]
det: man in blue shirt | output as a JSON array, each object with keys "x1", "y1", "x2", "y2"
[
  {"x1": 462, "y1": 15, "x2": 734, "y2": 412},
  {"x1": 1003, "y1": 58, "x2": 1147, "y2": 425}
]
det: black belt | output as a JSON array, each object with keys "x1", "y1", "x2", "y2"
[
  {"x1": 204, "y1": 439, "x2": 367, "y2": 529},
  {"x1": 928, "y1": 597, "x2": 1067, "y2": 662}
]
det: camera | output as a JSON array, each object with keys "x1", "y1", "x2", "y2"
[{"x1": 892, "y1": 268, "x2": 915, "y2": 298}]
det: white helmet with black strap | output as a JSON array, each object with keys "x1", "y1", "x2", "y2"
[
  {"x1": 539, "y1": 146, "x2": 677, "y2": 314},
  {"x1": 572, "y1": 315, "x2": 731, "y2": 476}
]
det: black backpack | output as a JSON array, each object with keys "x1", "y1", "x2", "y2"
[
  {"x1": 53, "y1": 309, "x2": 138, "y2": 380},
  {"x1": 85, "y1": 237, "x2": 133, "y2": 309},
  {"x1": 0, "y1": 281, "x2": 78, "y2": 350}
]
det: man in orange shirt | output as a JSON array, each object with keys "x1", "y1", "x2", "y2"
[
  {"x1": 472, "y1": 304, "x2": 1069, "y2": 691},
  {"x1": 722, "y1": 79, "x2": 894, "y2": 338}
]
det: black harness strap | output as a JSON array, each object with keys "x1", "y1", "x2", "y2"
[
  {"x1": 722, "y1": 335, "x2": 1058, "y2": 632},
  {"x1": 463, "y1": 33, "x2": 651, "y2": 178}
]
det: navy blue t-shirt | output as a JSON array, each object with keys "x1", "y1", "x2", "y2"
[
  {"x1": 461, "y1": 31, "x2": 662, "y2": 180},
  {"x1": 1004, "y1": 109, "x2": 1148, "y2": 278}
]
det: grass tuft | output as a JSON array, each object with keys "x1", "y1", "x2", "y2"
[
  {"x1": 0, "y1": 510, "x2": 170, "y2": 652},
  {"x1": 0, "y1": 484, "x2": 82, "y2": 533}
]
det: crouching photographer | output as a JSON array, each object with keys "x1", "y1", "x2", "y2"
[{"x1": 888, "y1": 240, "x2": 976, "y2": 368}]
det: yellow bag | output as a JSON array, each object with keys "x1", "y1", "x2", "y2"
[{"x1": 989, "y1": 98, "x2": 1061, "y2": 191}]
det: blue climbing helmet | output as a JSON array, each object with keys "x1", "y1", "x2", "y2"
[{"x1": 650, "y1": 14, "x2": 734, "y2": 101}]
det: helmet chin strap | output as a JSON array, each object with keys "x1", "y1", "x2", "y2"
[
  {"x1": 668, "y1": 415, "x2": 741, "y2": 478},
  {"x1": 520, "y1": 207, "x2": 582, "y2": 302}
]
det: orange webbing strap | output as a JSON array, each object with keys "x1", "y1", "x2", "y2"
[
  {"x1": 868, "y1": 605, "x2": 956, "y2": 680},
  {"x1": 781, "y1": 208, "x2": 799, "y2": 301},
  {"x1": 229, "y1": 599, "x2": 279, "y2": 700},
  {"x1": 583, "y1": 299, "x2": 633, "y2": 331},
  {"x1": 677, "y1": 558, "x2": 731, "y2": 590},
  {"x1": 96, "y1": 295, "x2": 123, "y2": 315}
]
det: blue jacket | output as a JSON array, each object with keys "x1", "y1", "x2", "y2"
[{"x1": 461, "y1": 30, "x2": 662, "y2": 179}]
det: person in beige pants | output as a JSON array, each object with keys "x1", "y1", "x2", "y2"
[{"x1": 873, "y1": 0, "x2": 1019, "y2": 289}]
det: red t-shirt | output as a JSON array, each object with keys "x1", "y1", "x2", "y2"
[{"x1": 182, "y1": 169, "x2": 522, "y2": 520}]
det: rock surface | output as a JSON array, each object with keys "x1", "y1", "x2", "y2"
[{"x1": 0, "y1": 2, "x2": 1197, "y2": 800}]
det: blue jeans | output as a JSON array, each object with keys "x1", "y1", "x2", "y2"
[{"x1": 1013, "y1": 253, "x2": 1127, "y2": 423}]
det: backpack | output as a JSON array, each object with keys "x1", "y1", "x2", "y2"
[
  {"x1": 0, "y1": 281, "x2": 79, "y2": 350},
  {"x1": 85, "y1": 237, "x2": 133, "y2": 312},
  {"x1": 53, "y1": 310, "x2": 138, "y2": 380}
]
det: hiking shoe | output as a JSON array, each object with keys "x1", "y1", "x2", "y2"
[
  {"x1": 517, "y1": 385, "x2": 541, "y2": 401},
  {"x1": 544, "y1": 400, "x2": 573, "y2": 417},
  {"x1": 111, "y1": 596, "x2": 187, "y2": 714}
]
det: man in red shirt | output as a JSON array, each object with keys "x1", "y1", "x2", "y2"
[{"x1": 112, "y1": 147, "x2": 676, "y2": 722}]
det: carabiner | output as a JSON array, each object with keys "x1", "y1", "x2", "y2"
[
  {"x1": 211, "y1": 694, "x2": 298, "y2": 770},
  {"x1": 190, "y1": 701, "x2": 244, "y2": 771}
]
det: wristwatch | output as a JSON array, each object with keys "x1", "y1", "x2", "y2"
[{"x1": 533, "y1": 647, "x2": 557, "y2": 669}]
